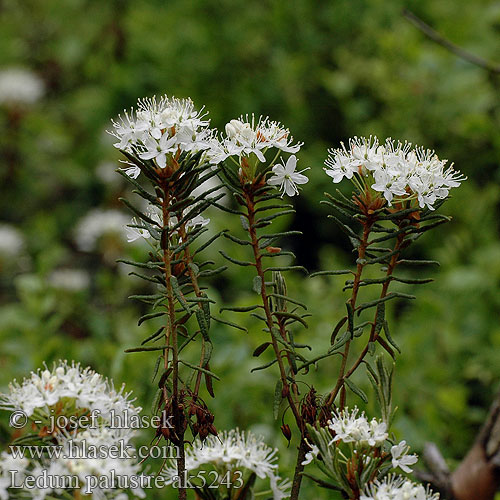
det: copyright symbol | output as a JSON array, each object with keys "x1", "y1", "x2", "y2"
[{"x1": 9, "y1": 410, "x2": 27, "y2": 429}]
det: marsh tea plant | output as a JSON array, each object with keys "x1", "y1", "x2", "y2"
[
  {"x1": 0, "y1": 94, "x2": 465, "y2": 500},
  {"x1": 110, "y1": 96, "x2": 464, "y2": 499}
]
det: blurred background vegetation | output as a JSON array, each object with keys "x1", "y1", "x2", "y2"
[{"x1": 1, "y1": 0, "x2": 500, "y2": 498}]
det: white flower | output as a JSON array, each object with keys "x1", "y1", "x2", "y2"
[
  {"x1": 301, "y1": 440, "x2": 319, "y2": 466},
  {"x1": 0, "y1": 67, "x2": 44, "y2": 105},
  {"x1": 325, "y1": 136, "x2": 465, "y2": 210},
  {"x1": 0, "y1": 224, "x2": 25, "y2": 256},
  {"x1": 74, "y1": 209, "x2": 129, "y2": 251},
  {"x1": 328, "y1": 407, "x2": 388, "y2": 448},
  {"x1": 161, "y1": 429, "x2": 290, "y2": 500},
  {"x1": 208, "y1": 114, "x2": 303, "y2": 165},
  {"x1": 267, "y1": 155, "x2": 309, "y2": 197},
  {"x1": 361, "y1": 474, "x2": 439, "y2": 500},
  {"x1": 138, "y1": 132, "x2": 177, "y2": 168},
  {"x1": 0, "y1": 360, "x2": 140, "y2": 422},
  {"x1": 391, "y1": 440, "x2": 418, "y2": 473},
  {"x1": 109, "y1": 95, "x2": 213, "y2": 174}
]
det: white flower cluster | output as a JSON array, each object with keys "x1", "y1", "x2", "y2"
[
  {"x1": 75, "y1": 209, "x2": 129, "y2": 252},
  {"x1": 325, "y1": 136, "x2": 465, "y2": 210},
  {"x1": 161, "y1": 429, "x2": 290, "y2": 500},
  {"x1": 110, "y1": 95, "x2": 213, "y2": 177},
  {"x1": 0, "y1": 67, "x2": 44, "y2": 106},
  {"x1": 328, "y1": 407, "x2": 388, "y2": 448},
  {"x1": 0, "y1": 360, "x2": 139, "y2": 421},
  {"x1": 208, "y1": 115, "x2": 303, "y2": 165},
  {"x1": 30, "y1": 426, "x2": 145, "y2": 500},
  {"x1": 126, "y1": 206, "x2": 209, "y2": 243},
  {"x1": 361, "y1": 474, "x2": 439, "y2": 500}
]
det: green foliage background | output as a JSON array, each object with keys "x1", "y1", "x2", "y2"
[{"x1": 1, "y1": 0, "x2": 500, "y2": 498}]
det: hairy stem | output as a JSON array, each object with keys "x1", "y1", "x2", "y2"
[
  {"x1": 245, "y1": 191, "x2": 304, "y2": 500},
  {"x1": 327, "y1": 221, "x2": 373, "y2": 408},
  {"x1": 161, "y1": 185, "x2": 186, "y2": 500},
  {"x1": 343, "y1": 231, "x2": 405, "y2": 383}
]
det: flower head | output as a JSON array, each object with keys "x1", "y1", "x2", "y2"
[
  {"x1": 361, "y1": 474, "x2": 439, "y2": 500},
  {"x1": 207, "y1": 114, "x2": 302, "y2": 166},
  {"x1": 109, "y1": 95, "x2": 213, "y2": 176},
  {"x1": 325, "y1": 136, "x2": 465, "y2": 210},
  {"x1": 161, "y1": 429, "x2": 290, "y2": 500},
  {"x1": 0, "y1": 360, "x2": 139, "y2": 422},
  {"x1": 328, "y1": 407, "x2": 388, "y2": 448},
  {"x1": 25, "y1": 426, "x2": 145, "y2": 500},
  {"x1": 267, "y1": 155, "x2": 309, "y2": 197}
]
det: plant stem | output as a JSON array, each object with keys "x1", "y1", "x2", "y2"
[
  {"x1": 342, "y1": 231, "x2": 405, "y2": 382},
  {"x1": 290, "y1": 438, "x2": 308, "y2": 500},
  {"x1": 161, "y1": 185, "x2": 186, "y2": 500},
  {"x1": 245, "y1": 191, "x2": 302, "y2": 427},
  {"x1": 245, "y1": 190, "x2": 304, "y2": 500},
  {"x1": 327, "y1": 221, "x2": 373, "y2": 408}
]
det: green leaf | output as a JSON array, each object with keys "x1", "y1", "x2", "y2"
[
  {"x1": 264, "y1": 265, "x2": 308, "y2": 274},
  {"x1": 331, "y1": 316, "x2": 347, "y2": 344},
  {"x1": 223, "y1": 232, "x2": 252, "y2": 246},
  {"x1": 195, "y1": 308, "x2": 210, "y2": 341},
  {"x1": 210, "y1": 315, "x2": 248, "y2": 332},
  {"x1": 383, "y1": 320, "x2": 401, "y2": 354},
  {"x1": 310, "y1": 269, "x2": 354, "y2": 278},
  {"x1": 179, "y1": 360, "x2": 220, "y2": 380},
  {"x1": 356, "y1": 292, "x2": 416, "y2": 313},
  {"x1": 151, "y1": 356, "x2": 163, "y2": 383},
  {"x1": 252, "y1": 275, "x2": 262, "y2": 294},
  {"x1": 397, "y1": 259, "x2": 440, "y2": 266},
  {"x1": 220, "y1": 304, "x2": 261, "y2": 313},
  {"x1": 273, "y1": 311, "x2": 308, "y2": 328},
  {"x1": 141, "y1": 326, "x2": 165, "y2": 345},
  {"x1": 345, "y1": 378, "x2": 368, "y2": 403},
  {"x1": 219, "y1": 250, "x2": 254, "y2": 267},
  {"x1": 240, "y1": 215, "x2": 249, "y2": 230},
  {"x1": 138, "y1": 311, "x2": 165, "y2": 326},
  {"x1": 198, "y1": 266, "x2": 227, "y2": 277},
  {"x1": 268, "y1": 293, "x2": 307, "y2": 310},
  {"x1": 273, "y1": 379, "x2": 283, "y2": 420},
  {"x1": 170, "y1": 276, "x2": 192, "y2": 314},
  {"x1": 125, "y1": 345, "x2": 170, "y2": 353},
  {"x1": 253, "y1": 342, "x2": 272, "y2": 357},
  {"x1": 251, "y1": 358, "x2": 278, "y2": 372}
]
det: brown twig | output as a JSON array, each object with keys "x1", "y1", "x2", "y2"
[
  {"x1": 403, "y1": 9, "x2": 500, "y2": 74},
  {"x1": 245, "y1": 189, "x2": 305, "y2": 500}
]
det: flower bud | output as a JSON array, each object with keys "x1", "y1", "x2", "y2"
[{"x1": 281, "y1": 424, "x2": 292, "y2": 441}]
